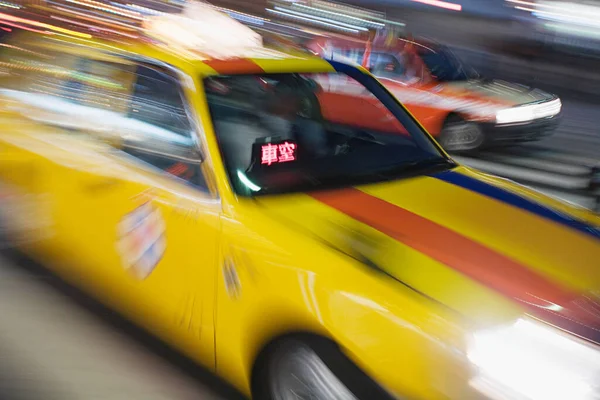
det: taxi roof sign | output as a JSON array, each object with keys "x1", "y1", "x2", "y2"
[{"x1": 143, "y1": 0, "x2": 263, "y2": 59}]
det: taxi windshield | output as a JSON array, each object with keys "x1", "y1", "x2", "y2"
[
  {"x1": 418, "y1": 46, "x2": 479, "y2": 82},
  {"x1": 205, "y1": 71, "x2": 453, "y2": 196}
]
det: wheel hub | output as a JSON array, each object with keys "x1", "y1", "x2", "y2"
[{"x1": 440, "y1": 121, "x2": 484, "y2": 152}]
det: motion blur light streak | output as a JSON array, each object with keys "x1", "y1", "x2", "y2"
[
  {"x1": 214, "y1": 6, "x2": 267, "y2": 27},
  {"x1": 64, "y1": 0, "x2": 142, "y2": 19},
  {"x1": 410, "y1": 0, "x2": 462, "y2": 11},
  {"x1": 397, "y1": 37, "x2": 435, "y2": 52},
  {"x1": 53, "y1": 6, "x2": 140, "y2": 30},
  {"x1": 266, "y1": 8, "x2": 361, "y2": 33},
  {"x1": 0, "y1": 12, "x2": 91, "y2": 38},
  {"x1": 291, "y1": 2, "x2": 384, "y2": 28},
  {"x1": 536, "y1": 6, "x2": 600, "y2": 30},
  {"x1": 0, "y1": 43, "x2": 48, "y2": 56},
  {"x1": 514, "y1": 6, "x2": 538, "y2": 14},
  {"x1": 546, "y1": 22, "x2": 600, "y2": 39},
  {"x1": 507, "y1": 0, "x2": 589, "y2": 13},
  {"x1": 509, "y1": 0, "x2": 600, "y2": 28},
  {"x1": 0, "y1": 21, "x2": 49, "y2": 34},
  {"x1": 309, "y1": 0, "x2": 385, "y2": 20},
  {"x1": 0, "y1": 1, "x2": 19, "y2": 9},
  {"x1": 226, "y1": 13, "x2": 265, "y2": 26},
  {"x1": 122, "y1": 3, "x2": 166, "y2": 16},
  {"x1": 273, "y1": 6, "x2": 368, "y2": 31},
  {"x1": 211, "y1": 5, "x2": 268, "y2": 22},
  {"x1": 50, "y1": 15, "x2": 139, "y2": 38}
]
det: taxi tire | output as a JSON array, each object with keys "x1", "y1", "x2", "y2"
[
  {"x1": 254, "y1": 336, "x2": 394, "y2": 400},
  {"x1": 438, "y1": 115, "x2": 485, "y2": 153}
]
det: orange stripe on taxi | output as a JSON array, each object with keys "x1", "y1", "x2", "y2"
[
  {"x1": 310, "y1": 187, "x2": 577, "y2": 307},
  {"x1": 203, "y1": 58, "x2": 265, "y2": 74}
]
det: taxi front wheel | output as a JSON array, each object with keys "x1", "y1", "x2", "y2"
[{"x1": 256, "y1": 337, "x2": 394, "y2": 400}]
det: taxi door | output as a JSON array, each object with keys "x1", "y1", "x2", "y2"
[{"x1": 46, "y1": 55, "x2": 220, "y2": 368}]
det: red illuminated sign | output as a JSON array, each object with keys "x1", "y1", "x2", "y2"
[{"x1": 261, "y1": 141, "x2": 297, "y2": 166}]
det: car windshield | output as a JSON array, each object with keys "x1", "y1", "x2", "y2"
[
  {"x1": 205, "y1": 71, "x2": 454, "y2": 196},
  {"x1": 419, "y1": 46, "x2": 479, "y2": 82}
]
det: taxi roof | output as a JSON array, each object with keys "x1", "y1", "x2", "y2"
[{"x1": 14, "y1": 31, "x2": 337, "y2": 77}]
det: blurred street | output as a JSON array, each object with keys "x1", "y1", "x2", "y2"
[
  {"x1": 458, "y1": 98, "x2": 600, "y2": 210},
  {"x1": 366, "y1": 6, "x2": 600, "y2": 209},
  {"x1": 0, "y1": 252, "x2": 238, "y2": 400}
]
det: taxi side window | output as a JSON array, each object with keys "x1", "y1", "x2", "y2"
[
  {"x1": 128, "y1": 65, "x2": 192, "y2": 138},
  {"x1": 121, "y1": 63, "x2": 209, "y2": 192},
  {"x1": 59, "y1": 57, "x2": 134, "y2": 113},
  {"x1": 61, "y1": 58, "x2": 208, "y2": 191},
  {"x1": 0, "y1": 40, "x2": 210, "y2": 192}
]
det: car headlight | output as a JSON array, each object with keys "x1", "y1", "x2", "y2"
[
  {"x1": 467, "y1": 318, "x2": 600, "y2": 400},
  {"x1": 495, "y1": 107, "x2": 535, "y2": 124},
  {"x1": 495, "y1": 99, "x2": 562, "y2": 124}
]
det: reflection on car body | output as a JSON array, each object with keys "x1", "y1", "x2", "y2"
[{"x1": 0, "y1": 10, "x2": 599, "y2": 400}]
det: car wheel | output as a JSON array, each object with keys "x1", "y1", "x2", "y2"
[
  {"x1": 438, "y1": 116, "x2": 485, "y2": 153},
  {"x1": 259, "y1": 338, "x2": 392, "y2": 400}
]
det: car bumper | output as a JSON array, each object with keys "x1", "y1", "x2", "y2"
[{"x1": 481, "y1": 115, "x2": 561, "y2": 146}]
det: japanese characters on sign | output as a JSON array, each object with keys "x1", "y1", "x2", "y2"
[{"x1": 260, "y1": 141, "x2": 297, "y2": 166}]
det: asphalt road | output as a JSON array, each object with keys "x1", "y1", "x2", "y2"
[
  {"x1": 456, "y1": 98, "x2": 600, "y2": 211},
  {"x1": 407, "y1": 12, "x2": 600, "y2": 210},
  {"x1": 0, "y1": 251, "x2": 241, "y2": 400}
]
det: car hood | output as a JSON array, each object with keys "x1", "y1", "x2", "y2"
[
  {"x1": 442, "y1": 79, "x2": 556, "y2": 108},
  {"x1": 255, "y1": 167, "x2": 600, "y2": 340}
]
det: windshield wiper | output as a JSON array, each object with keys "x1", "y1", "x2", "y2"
[{"x1": 371, "y1": 158, "x2": 456, "y2": 178}]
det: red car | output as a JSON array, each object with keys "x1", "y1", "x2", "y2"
[{"x1": 306, "y1": 34, "x2": 562, "y2": 152}]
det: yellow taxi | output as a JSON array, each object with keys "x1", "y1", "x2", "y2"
[{"x1": 0, "y1": 5, "x2": 600, "y2": 400}]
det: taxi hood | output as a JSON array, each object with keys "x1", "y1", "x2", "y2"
[
  {"x1": 442, "y1": 79, "x2": 556, "y2": 108},
  {"x1": 254, "y1": 167, "x2": 600, "y2": 341}
]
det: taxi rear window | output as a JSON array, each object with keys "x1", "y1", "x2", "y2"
[{"x1": 205, "y1": 72, "x2": 449, "y2": 196}]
